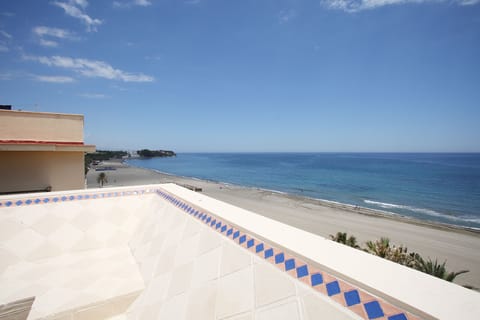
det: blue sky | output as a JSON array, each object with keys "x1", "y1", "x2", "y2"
[{"x1": 0, "y1": 0, "x2": 479, "y2": 152}]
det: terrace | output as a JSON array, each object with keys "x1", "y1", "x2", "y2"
[{"x1": 1, "y1": 184, "x2": 479, "y2": 319}]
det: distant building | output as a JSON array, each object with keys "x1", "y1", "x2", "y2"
[{"x1": 0, "y1": 109, "x2": 95, "y2": 194}]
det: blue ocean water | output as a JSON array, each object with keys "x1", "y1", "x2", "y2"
[{"x1": 128, "y1": 153, "x2": 480, "y2": 229}]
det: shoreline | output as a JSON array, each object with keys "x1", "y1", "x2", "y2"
[
  {"x1": 135, "y1": 164, "x2": 480, "y2": 236},
  {"x1": 86, "y1": 160, "x2": 480, "y2": 288}
]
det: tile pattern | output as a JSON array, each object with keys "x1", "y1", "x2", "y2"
[
  {"x1": 0, "y1": 190, "x2": 153, "y2": 319},
  {"x1": 154, "y1": 189, "x2": 420, "y2": 320},
  {"x1": 1, "y1": 247, "x2": 143, "y2": 319},
  {"x1": 0, "y1": 189, "x2": 156, "y2": 209},
  {"x1": 1, "y1": 187, "x2": 421, "y2": 320}
]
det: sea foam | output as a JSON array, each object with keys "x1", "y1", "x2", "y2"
[{"x1": 363, "y1": 199, "x2": 480, "y2": 224}]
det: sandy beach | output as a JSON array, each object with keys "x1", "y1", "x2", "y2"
[{"x1": 86, "y1": 160, "x2": 480, "y2": 288}]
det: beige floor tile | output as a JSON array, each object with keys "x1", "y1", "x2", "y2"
[
  {"x1": 146, "y1": 232, "x2": 167, "y2": 257},
  {"x1": 15, "y1": 205, "x2": 48, "y2": 226},
  {"x1": 185, "y1": 280, "x2": 218, "y2": 320},
  {"x1": 191, "y1": 247, "x2": 222, "y2": 288},
  {"x1": 220, "y1": 242, "x2": 251, "y2": 276},
  {"x1": 216, "y1": 267, "x2": 254, "y2": 319},
  {"x1": 0, "y1": 218, "x2": 24, "y2": 242},
  {"x1": 31, "y1": 214, "x2": 67, "y2": 236},
  {"x1": 105, "y1": 315, "x2": 126, "y2": 320},
  {"x1": 255, "y1": 300, "x2": 300, "y2": 320},
  {"x1": 85, "y1": 221, "x2": 116, "y2": 243},
  {"x1": 197, "y1": 228, "x2": 222, "y2": 255},
  {"x1": 27, "y1": 241, "x2": 64, "y2": 261},
  {"x1": 3, "y1": 229, "x2": 44, "y2": 259},
  {"x1": 0, "y1": 248, "x2": 20, "y2": 273},
  {"x1": 142, "y1": 273, "x2": 171, "y2": 306},
  {"x1": 153, "y1": 245, "x2": 177, "y2": 276},
  {"x1": 138, "y1": 302, "x2": 163, "y2": 320},
  {"x1": 300, "y1": 293, "x2": 360, "y2": 320},
  {"x1": 49, "y1": 224, "x2": 84, "y2": 250},
  {"x1": 157, "y1": 292, "x2": 187, "y2": 320},
  {"x1": 174, "y1": 234, "x2": 200, "y2": 267},
  {"x1": 139, "y1": 255, "x2": 158, "y2": 282},
  {"x1": 254, "y1": 262, "x2": 296, "y2": 307},
  {"x1": 220, "y1": 312, "x2": 253, "y2": 320},
  {"x1": 182, "y1": 218, "x2": 202, "y2": 240},
  {"x1": 167, "y1": 262, "x2": 194, "y2": 298},
  {"x1": 161, "y1": 224, "x2": 184, "y2": 250},
  {"x1": 74, "y1": 302, "x2": 115, "y2": 320}
]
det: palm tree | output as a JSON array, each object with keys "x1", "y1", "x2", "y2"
[
  {"x1": 415, "y1": 257, "x2": 469, "y2": 282},
  {"x1": 97, "y1": 172, "x2": 108, "y2": 187},
  {"x1": 365, "y1": 237, "x2": 391, "y2": 258},
  {"x1": 330, "y1": 232, "x2": 360, "y2": 249}
]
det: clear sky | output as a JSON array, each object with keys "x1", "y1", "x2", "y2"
[{"x1": 1, "y1": 0, "x2": 479, "y2": 152}]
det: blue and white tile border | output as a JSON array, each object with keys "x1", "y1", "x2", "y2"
[
  {"x1": 0, "y1": 186, "x2": 421, "y2": 320},
  {"x1": 156, "y1": 189, "x2": 420, "y2": 320},
  {"x1": 0, "y1": 188, "x2": 155, "y2": 208}
]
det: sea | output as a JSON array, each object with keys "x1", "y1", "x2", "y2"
[{"x1": 128, "y1": 153, "x2": 480, "y2": 230}]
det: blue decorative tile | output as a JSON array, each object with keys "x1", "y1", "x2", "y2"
[
  {"x1": 364, "y1": 301, "x2": 384, "y2": 319},
  {"x1": 285, "y1": 259, "x2": 296, "y2": 271},
  {"x1": 34, "y1": 199, "x2": 41, "y2": 204},
  {"x1": 78, "y1": 195, "x2": 83, "y2": 200},
  {"x1": 69, "y1": 196, "x2": 74, "y2": 200},
  {"x1": 61, "y1": 196, "x2": 67, "y2": 201},
  {"x1": 209, "y1": 218, "x2": 215, "y2": 226},
  {"x1": 310, "y1": 273, "x2": 323, "y2": 287},
  {"x1": 53, "y1": 197, "x2": 59, "y2": 202},
  {"x1": 275, "y1": 253, "x2": 285, "y2": 264},
  {"x1": 43, "y1": 198, "x2": 49, "y2": 203},
  {"x1": 26, "y1": 199, "x2": 32, "y2": 205},
  {"x1": 16, "y1": 200, "x2": 23, "y2": 206},
  {"x1": 206, "y1": 216, "x2": 211, "y2": 223},
  {"x1": 296, "y1": 265, "x2": 308, "y2": 278},
  {"x1": 239, "y1": 235, "x2": 246, "y2": 244},
  {"x1": 221, "y1": 225, "x2": 227, "y2": 232},
  {"x1": 388, "y1": 314, "x2": 407, "y2": 320},
  {"x1": 326, "y1": 281, "x2": 341, "y2": 296},
  {"x1": 202, "y1": 215, "x2": 207, "y2": 221},
  {"x1": 256, "y1": 243, "x2": 264, "y2": 253},
  {"x1": 344, "y1": 290, "x2": 361, "y2": 306},
  {"x1": 227, "y1": 228, "x2": 233, "y2": 236},
  {"x1": 247, "y1": 239, "x2": 254, "y2": 248},
  {"x1": 233, "y1": 231, "x2": 240, "y2": 239},
  {"x1": 216, "y1": 222, "x2": 222, "y2": 229},
  {"x1": 264, "y1": 248, "x2": 273, "y2": 258}
]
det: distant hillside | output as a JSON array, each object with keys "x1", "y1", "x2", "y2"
[
  {"x1": 86, "y1": 150, "x2": 128, "y2": 161},
  {"x1": 137, "y1": 149, "x2": 176, "y2": 158}
]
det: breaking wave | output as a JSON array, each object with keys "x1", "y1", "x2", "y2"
[{"x1": 363, "y1": 200, "x2": 480, "y2": 224}]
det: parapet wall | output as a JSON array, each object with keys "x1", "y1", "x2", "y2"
[
  {"x1": 1, "y1": 184, "x2": 479, "y2": 320},
  {"x1": 0, "y1": 110, "x2": 85, "y2": 143}
]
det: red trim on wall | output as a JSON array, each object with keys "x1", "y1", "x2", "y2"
[{"x1": 0, "y1": 140, "x2": 84, "y2": 146}]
